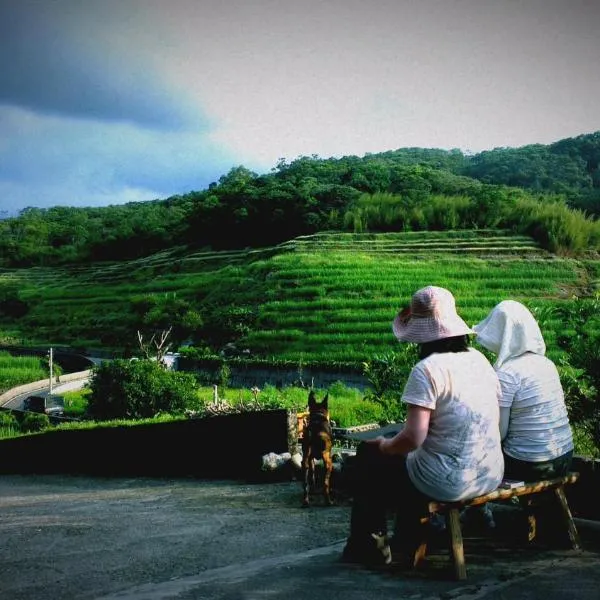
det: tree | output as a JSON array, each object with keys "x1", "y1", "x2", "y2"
[
  {"x1": 137, "y1": 327, "x2": 173, "y2": 363},
  {"x1": 87, "y1": 359, "x2": 199, "y2": 420}
]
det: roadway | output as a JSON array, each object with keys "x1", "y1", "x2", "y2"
[{"x1": 2, "y1": 377, "x2": 90, "y2": 411}]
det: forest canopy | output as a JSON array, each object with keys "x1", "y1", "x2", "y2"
[{"x1": 1, "y1": 131, "x2": 599, "y2": 267}]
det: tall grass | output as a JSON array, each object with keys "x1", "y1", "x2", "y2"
[
  {"x1": 343, "y1": 191, "x2": 600, "y2": 255},
  {"x1": 0, "y1": 351, "x2": 47, "y2": 393}
]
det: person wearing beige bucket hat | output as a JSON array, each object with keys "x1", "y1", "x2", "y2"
[{"x1": 342, "y1": 286, "x2": 504, "y2": 566}]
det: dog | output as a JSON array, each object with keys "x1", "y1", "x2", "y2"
[{"x1": 301, "y1": 390, "x2": 334, "y2": 507}]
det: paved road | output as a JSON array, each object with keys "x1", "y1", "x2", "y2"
[
  {"x1": 3, "y1": 378, "x2": 89, "y2": 411},
  {"x1": 1, "y1": 474, "x2": 599, "y2": 600}
]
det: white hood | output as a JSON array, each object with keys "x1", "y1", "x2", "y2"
[{"x1": 473, "y1": 300, "x2": 546, "y2": 368}]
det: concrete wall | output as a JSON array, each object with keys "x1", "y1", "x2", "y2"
[
  {"x1": 178, "y1": 359, "x2": 370, "y2": 390},
  {"x1": 0, "y1": 409, "x2": 296, "y2": 479}
]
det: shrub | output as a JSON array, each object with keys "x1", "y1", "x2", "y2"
[
  {"x1": 361, "y1": 346, "x2": 418, "y2": 423},
  {"x1": 21, "y1": 412, "x2": 50, "y2": 433},
  {"x1": 0, "y1": 411, "x2": 20, "y2": 439},
  {"x1": 87, "y1": 359, "x2": 199, "y2": 420},
  {"x1": 551, "y1": 295, "x2": 600, "y2": 451}
]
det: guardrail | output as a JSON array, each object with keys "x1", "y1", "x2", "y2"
[{"x1": 0, "y1": 370, "x2": 92, "y2": 408}]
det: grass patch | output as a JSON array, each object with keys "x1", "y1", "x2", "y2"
[{"x1": 0, "y1": 351, "x2": 47, "y2": 393}]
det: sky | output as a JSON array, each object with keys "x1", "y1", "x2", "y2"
[{"x1": 1, "y1": 0, "x2": 599, "y2": 216}]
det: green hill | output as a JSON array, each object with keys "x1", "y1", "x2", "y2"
[
  {"x1": 1, "y1": 230, "x2": 597, "y2": 369},
  {"x1": 1, "y1": 131, "x2": 599, "y2": 269}
]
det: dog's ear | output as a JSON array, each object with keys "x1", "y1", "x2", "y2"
[
  {"x1": 308, "y1": 390, "x2": 316, "y2": 408},
  {"x1": 322, "y1": 394, "x2": 329, "y2": 410}
]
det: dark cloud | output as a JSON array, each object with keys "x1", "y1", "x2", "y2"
[{"x1": 0, "y1": 1, "x2": 204, "y2": 130}]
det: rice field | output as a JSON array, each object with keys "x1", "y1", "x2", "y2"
[
  {"x1": 0, "y1": 351, "x2": 48, "y2": 394},
  {"x1": 0, "y1": 230, "x2": 596, "y2": 366}
]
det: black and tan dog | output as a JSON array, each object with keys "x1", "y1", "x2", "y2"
[{"x1": 301, "y1": 390, "x2": 334, "y2": 507}]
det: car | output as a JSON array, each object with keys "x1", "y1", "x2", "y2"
[
  {"x1": 23, "y1": 395, "x2": 65, "y2": 417},
  {"x1": 23, "y1": 395, "x2": 46, "y2": 413}
]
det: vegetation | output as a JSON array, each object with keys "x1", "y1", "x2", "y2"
[
  {"x1": 0, "y1": 132, "x2": 599, "y2": 455},
  {"x1": 61, "y1": 388, "x2": 90, "y2": 418},
  {"x1": 1, "y1": 230, "x2": 595, "y2": 363},
  {"x1": 0, "y1": 351, "x2": 48, "y2": 394},
  {"x1": 87, "y1": 360, "x2": 199, "y2": 420},
  {"x1": 0, "y1": 411, "x2": 19, "y2": 438},
  {"x1": 0, "y1": 132, "x2": 599, "y2": 269}
]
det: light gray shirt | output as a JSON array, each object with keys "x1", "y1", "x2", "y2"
[{"x1": 497, "y1": 352, "x2": 574, "y2": 462}]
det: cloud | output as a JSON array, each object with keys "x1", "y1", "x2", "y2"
[
  {"x1": 0, "y1": 0, "x2": 204, "y2": 130},
  {"x1": 0, "y1": 106, "x2": 234, "y2": 210},
  {"x1": 0, "y1": 0, "x2": 599, "y2": 216}
]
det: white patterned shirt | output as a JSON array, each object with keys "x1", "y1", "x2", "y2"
[{"x1": 402, "y1": 348, "x2": 504, "y2": 502}]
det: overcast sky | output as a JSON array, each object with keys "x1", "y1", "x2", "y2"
[{"x1": 1, "y1": 0, "x2": 599, "y2": 216}]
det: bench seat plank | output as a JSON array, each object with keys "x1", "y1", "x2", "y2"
[
  {"x1": 416, "y1": 472, "x2": 580, "y2": 581},
  {"x1": 427, "y1": 472, "x2": 580, "y2": 512}
]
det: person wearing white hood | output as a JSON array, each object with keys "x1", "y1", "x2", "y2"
[{"x1": 473, "y1": 300, "x2": 574, "y2": 481}]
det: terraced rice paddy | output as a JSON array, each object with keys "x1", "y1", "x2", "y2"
[{"x1": 1, "y1": 230, "x2": 596, "y2": 365}]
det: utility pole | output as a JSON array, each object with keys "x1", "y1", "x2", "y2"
[{"x1": 48, "y1": 347, "x2": 53, "y2": 404}]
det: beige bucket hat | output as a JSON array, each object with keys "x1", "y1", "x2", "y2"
[{"x1": 392, "y1": 286, "x2": 474, "y2": 344}]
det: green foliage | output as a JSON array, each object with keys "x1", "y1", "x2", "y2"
[
  {"x1": 61, "y1": 388, "x2": 90, "y2": 417},
  {"x1": 213, "y1": 382, "x2": 384, "y2": 429},
  {"x1": 341, "y1": 185, "x2": 600, "y2": 255},
  {"x1": 0, "y1": 283, "x2": 29, "y2": 318},
  {"x1": 508, "y1": 196, "x2": 600, "y2": 255},
  {"x1": 0, "y1": 201, "x2": 192, "y2": 267},
  {"x1": 20, "y1": 412, "x2": 50, "y2": 433},
  {"x1": 549, "y1": 294, "x2": 600, "y2": 448},
  {"x1": 362, "y1": 347, "x2": 418, "y2": 423},
  {"x1": 200, "y1": 304, "x2": 257, "y2": 349},
  {"x1": 0, "y1": 351, "x2": 48, "y2": 393},
  {"x1": 87, "y1": 359, "x2": 200, "y2": 420},
  {"x1": 0, "y1": 411, "x2": 18, "y2": 427},
  {"x1": 572, "y1": 427, "x2": 600, "y2": 459},
  {"x1": 464, "y1": 132, "x2": 600, "y2": 200},
  {"x1": 0, "y1": 411, "x2": 20, "y2": 439},
  {"x1": 131, "y1": 293, "x2": 203, "y2": 348},
  {"x1": 3, "y1": 229, "x2": 593, "y2": 363},
  {"x1": 1, "y1": 131, "x2": 598, "y2": 269}
]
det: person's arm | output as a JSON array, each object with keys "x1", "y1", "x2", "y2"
[
  {"x1": 370, "y1": 404, "x2": 431, "y2": 456},
  {"x1": 499, "y1": 406, "x2": 510, "y2": 440}
]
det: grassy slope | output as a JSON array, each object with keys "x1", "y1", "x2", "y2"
[{"x1": 0, "y1": 230, "x2": 596, "y2": 366}]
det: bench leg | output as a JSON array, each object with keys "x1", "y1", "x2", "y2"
[
  {"x1": 412, "y1": 514, "x2": 431, "y2": 568},
  {"x1": 554, "y1": 486, "x2": 581, "y2": 550},
  {"x1": 520, "y1": 497, "x2": 537, "y2": 542},
  {"x1": 445, "y1": 508, "x2": 467, "y2": 580}
]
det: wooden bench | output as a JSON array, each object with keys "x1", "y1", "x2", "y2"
[{"x1": 414, "y1": 472, "x2": 581, "y2": 580}]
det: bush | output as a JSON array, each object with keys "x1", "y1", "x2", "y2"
[
  {"x1": 0, "y1": 411, "x2": 20, "y2": 439},
  {"x1": 549, "y1": 294, "x2": 600, "y2": 452},
  {"x1": 362, "y1": 347, "x2": 418, "y2": 423},
  {"x1": 87, "y1": 359, "x2": 200, "y2": 420},
  {"x1": 21, "y1": 412, "x2": 50, "y2": 433}
]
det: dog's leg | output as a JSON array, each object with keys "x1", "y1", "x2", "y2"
[
  {"x1": 310, "y1": 458, "x2": 317, "y2": 491},
  {"x1": 322, "y1": 451, "x2": 334, "y2": 506},
  {"x1": 301, "y1": 452, "x2": 311, "y2": 507}
]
